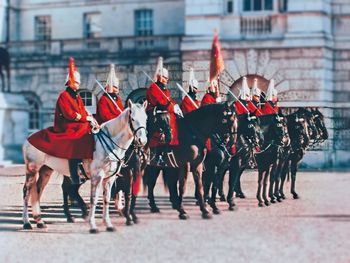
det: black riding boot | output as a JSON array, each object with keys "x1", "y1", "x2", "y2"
[{"x1": 68, "y1": 159, "x2": 81, "y2": 185}]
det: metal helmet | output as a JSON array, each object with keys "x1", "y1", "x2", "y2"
[
  {"x1": 188, "y1": 67, "x2": 198, "y2": 92},
  {"x1": 65, "y1": 57, "x2": 81, "y2": 86},
  {"x1": 153, "y1": 56, "x2": 169, "y2": 81},
  {"x1": 239, "y1": 77, "x2": 251, "y2": 100},
  {"x1": 251, "y1": 78, "x2": 261, "y2": 102},
  {"x1": 266, "y1": 79, "x2": 278, "y2": 102},
  {"x1": 105, "y1": 64, "x2": 120, "y2": 92}
]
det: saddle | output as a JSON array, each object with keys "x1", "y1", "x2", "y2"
[{"x1": 149, "y1": 146, "x2": 179, "y2": 168}]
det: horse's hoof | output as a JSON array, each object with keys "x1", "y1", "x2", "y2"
[
  {"x1": 228, "y1": 204, "x2": 236, "y2": 211},
  {"x1": 131, "y1": 215, "x2": 139, "y2": 224},
  {"x1": 106, "y1": 226, "x2": 116, "y2": 232},
  {"x1": 258, "y1": 202, "x2": 264, "y2": 207},
  {"x1": 220, "y1": 195, "x2": 226, "y2": 202},
  {"x1": 179, "y1": 213, "x2": 189, "y2": 220},
  {"x1": 37, "y1": 223, "x2": 46, "y2": 229},
  {"x1": 276, "y1": 197, "x2": 282, "y2": 202},
  {"x1": 202, "y1": 212, "x2": 212, "y2": 219},
  {"x1": 150, "y1": 206, "x2": 160, "y2": 213},
  {"x1": 270, "y1": 199, "x2": 276, "y2": 204},
  {"x1": 89, "y1": 228, "x2": 99, "y2": 234},
  {"x1": 212, "y1": 207, "x2": 221, "y2": 215},
  {"x1": 23, "y1": 223, "x2": 33, "y2": 230},
  {"x1": 280, "y1": 194, "x2": 286, "y2": 199},
  {"x1": 292, "y1": 193, "x2": 299, "y2": 199},
  {"x1": 126, "y1": 220, "x2": 133, "y2": 226},
  {"x1": 264, "y1": 201, "x2": 270, "y2": 206},
  {"x1": 236, "y1": 192, "x2": 246, "y2": 199},
  {"x1": 195, "y1": 200, "x2": 200, "y2": 206}
]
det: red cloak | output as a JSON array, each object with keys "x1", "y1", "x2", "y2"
[
  {"x1": 28, "y1": 89, "x2": 94, "y2": 159},
  {"x1": 180, "y1": 96, "x2": 200, "y2": 115},
  {"x1": 146, "y1": 82, "x2": 179, "y2": 147},
  {"x1": 96, "y1": 94, "x2": 125, "y2": 124}
]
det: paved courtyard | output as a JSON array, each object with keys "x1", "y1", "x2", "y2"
[{"x1": 0, "y1": 170, "x2": 349, "y2": 263}]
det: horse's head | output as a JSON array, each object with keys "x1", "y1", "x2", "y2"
[
  {"x1": 216, "y1": 102, "x2": 238, "y2": 145},
  {"x1": 286, "y1": 111, "x2": 310, "y2": 149},
  {"x1": 311, "y1": 108, "x2": 329, "y2": 141},
  {"x1": 296, "y1": 108, "x2": 318, "y2": 141},
  {"x1": 146, "y1": 106, "x2": 172, "y2": 144},
  {"x1": 128, "y1": 100, "x2": 148, "y2": 146},
  {"x1": 237, "y1": 113, "x2": 261, "y2": 147}
]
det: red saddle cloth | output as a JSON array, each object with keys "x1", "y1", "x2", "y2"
[{"x1": 28, "y1": 125, "x2": 94, "y2": 159}]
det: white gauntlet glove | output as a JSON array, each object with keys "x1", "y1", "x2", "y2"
[
  {"x1": 173, "y1": 104, "x2": 184, "y2": 118},
  {"x1": 216, "y1": 97, "x2": 222, "y2": 103},
  {"x1": 87, "y1": 115, "x2": 100, "y2": 133}
]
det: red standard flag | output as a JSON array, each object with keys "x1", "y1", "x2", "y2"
[{"x1": 209, "y1": 33, "x2": 225, "y2": 82}]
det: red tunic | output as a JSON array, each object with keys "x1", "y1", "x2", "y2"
[
  {"x1": 200, "y1": 93, "x2": 218, "y2": 151},
  {"x1": 201, "y1": 93, "x2": 217, "y2": 106},
  {"x1": 28, "y1": 89, "x2": 94, "y2": 159},
  {"x1": 180, "y1": 95, "x2": 200, "y2": 115},
  {"x1": 96, "y1": 94, "x2": 124, "y2": 124},
  {"x1": 247, "y1": 101, "x2": 263, "y2": 117},
  {"x1": 261, "y1": 101, "x2": 279, "y2": 115},
  {"x1": 234, "y1": 100, "x2": 249, "y2": 115},
  {"x1": 146, "y1": 82, "x2": 179, "y2": 147}
]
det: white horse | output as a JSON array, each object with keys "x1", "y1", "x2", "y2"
[{"x1": 22, "y1": 100, "x2": 148, "y2": 233}]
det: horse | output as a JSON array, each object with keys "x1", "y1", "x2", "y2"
[
  {"x1": 22, "y1": 100, "x2": 148, "y2": 233},
  {"x1": 144, "y1": 103, "x2": 235, "y2": 219},
  {"x1": 202, "y1": 110, "x2": 237, "y2": 214},
  {"x1": 277, "y1": 110, "x2": 311, "y2": 200},
  {"x1": 0, "y1": 47, "x2": 10, "y2": 92}
]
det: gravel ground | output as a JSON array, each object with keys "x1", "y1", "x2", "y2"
[{"x1": 0, "y1": 171, "x2": 349, "y2": 263}]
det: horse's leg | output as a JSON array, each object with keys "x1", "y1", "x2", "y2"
[
  {"x1": 192, "y1": 163, "x2": 211, "y2": 219},
  {"x1": 269, "y1": 163, "x2": 277, "y2": 203},
  {"x1": 23, "y1": 166, "x2": 38, "y2": 230},
  {"x1": 102, "y1": 176, "x2": 115, "y2": 232},
  {"x1": 218, "y1": 167, "x2": 227, "y2": 202},
  {"x1": 256, "y1": 169, "x2": 264, "y2": 207},
  {"x1": 123, "y1": 169, "x2": 134, "y2": 226},
  {"x1": 173, "y1": 167, "x2": 188, "y2": 220},
  {"x1": 227, "y1": 156, "x2": 239, "y2": 211},
  {"x1": 210, "y1": 151, "x2": 225, "y2": 214},
  {"x1": 62, "y1": 176, "x2": 75, "y2": 223},
  {"x1": 130, "y1": 168, "x2": 142, "y2": 224},
  {"x1": 130, "y1": 194, "x2": 138, "y2": 224},
  {"x1": 88, "y1": 171, "x2": 103, "y2": 233},
  {"x1": 166, "y1": 168, "x2": 180, "y2": 209},
  {"x1": 279, "y1": 161, "x2": 288, "y2": 200},
  {"x1": 146, "y1": 166, "x2": 161, "y2": 213},
  {"x1": 290, "y1": 159, "x2": 299, "y2": 199},
  {"x1": 71, "y1": 183, "x2": 88, "y2": 219},
  {"x1": 262, "y1": 168, "x2": 270, "y2": 206},
  {"x1": 235, "y1": 170, "x2": 245, "y2": 198}
]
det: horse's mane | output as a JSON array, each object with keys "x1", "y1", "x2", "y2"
[
  {"x1": 184, "y1": 103, "x2": 225, "y2": 122},
  {"x1": 102, "y1": 108, "x2": 130, "y2": 136}
]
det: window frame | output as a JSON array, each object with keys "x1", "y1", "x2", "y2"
[
  {"x1": 83, "y1": 12, "x2": 101, "y2": 39},
  {"x1": 242, "y1": 0, "x2": 274, "y2": 13},
  {"x1": 78, "y1": 90, "x2": 97, "y2": 114},
  {"x1": 34, "y1": 15, "x2": 51, "y2": 41},
  {"x1": 134, "y1": 9, "x2": 153, "y2": 37}
]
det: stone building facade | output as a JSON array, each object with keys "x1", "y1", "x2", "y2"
[{"x1": 0, "y1": 0, "x2": 349, "y2": 167}]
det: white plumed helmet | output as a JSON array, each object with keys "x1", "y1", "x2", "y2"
[
  {"x1": 251, "y1": 78, "x2": 261, "y2": 98},
  {"x1": 153, "y1": 57, "x2": 169, "y2": 81},
  {"x1": 239, "y1": 77, "x2": 251, "y2": 100},
  {"x1": 266, "y1": 79, "x2": 278, "y2": 101},
  {"x1": 105, "y1": 64, "x2": 119, "y2": 92},
  {"x1": 188, "y1": 67, "x2": 198, "y2": 91}
]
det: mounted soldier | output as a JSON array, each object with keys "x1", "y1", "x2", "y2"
[
  {"x1": 96, "y1": 64, "x2": 125, "y2": 124},
  {"x1": 201, "y1": 79, "x2": 221, "y2": 106},
  {"x1": 180, "y1": 67, "x2": 200, "y2": 115},
  {"x1": 261, "y1": 79, "x2": 279, "y2": 115},
  {"x1": 28, "y1": 57, "x2": 97, "y2": 185},
  {"x1": 247, "y1": 78, "x2": 263, "y2": 117},
  {"x1": 146, "y1": 57, "x2": 182, "y2": 148}
]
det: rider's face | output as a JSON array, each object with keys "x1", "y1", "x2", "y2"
[
  {"x1": 159, "y1": 76, "x2": 169, "y2": 85},
  {"x1": 72, "y1": 81, "x2": 80, "y2": 90}
]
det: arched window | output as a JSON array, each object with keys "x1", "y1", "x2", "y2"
[{"x1": 78, "y1": 90, "x2": 97, "y2": 114}]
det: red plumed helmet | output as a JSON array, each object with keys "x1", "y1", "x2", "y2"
[{"x1": 65, "y1": 57, "x2": 81, "y2": 87}]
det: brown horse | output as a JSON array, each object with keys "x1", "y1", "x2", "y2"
[{"x1": 0, "y1": 47, "x2": 10, "y2": 92}]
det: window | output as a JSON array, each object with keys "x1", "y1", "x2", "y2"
[
  {"x1": 27, "y1": 98, "x2": 41, "y2": 132},
  {"x1": 243, "y1": 0, "x2": 273, "y2": 11},
  {"x1": 34, "y1": 16, "x2": 51, "y2": 40},
  {"x1": 279, "y1": 0, "x2": 287, "y2": 12},
  {"x1": 135, "y1": 9, "x2": 153, "y2": 36},
  {"x1": 78, "y1": 90, "x2": 97, "y2": 114},
  {"x1": 227, "y1": 0, "x2": 234, "y2": 14},
  {"x1": 83, "y1": 12, "x2": 101, "y2": 38}
]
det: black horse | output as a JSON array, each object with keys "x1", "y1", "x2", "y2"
[
  {"x1": 144, "y1": 103, "x2": 235, "y2": 219},
  {"x1": 0, "y1": 47, "x2": 10, "y2": 92},
  {"x1": 202, "y1": 110, "x2": 237, "y2": 214},
  {"x1": 61, "y1": 142, "x2": 148, "y2": 226}
]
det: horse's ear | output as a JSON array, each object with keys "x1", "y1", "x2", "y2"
[
  {"x1": 142, "y1": 100, "x2": 148, "y2": 109},
  {"x1": 127, "y1": 99, "x2": 133, "y2": 108}
]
